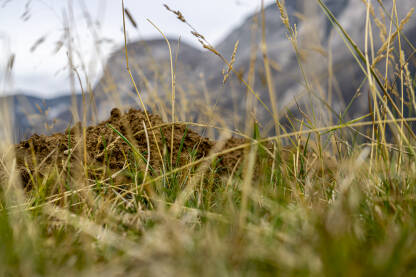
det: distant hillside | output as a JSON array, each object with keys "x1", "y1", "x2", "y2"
[{"x1": 0, "y1": 94, "x2": 82, "y2": 142}]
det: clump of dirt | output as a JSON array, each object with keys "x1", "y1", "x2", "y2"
[{"x1": 15, "y1": 108, "x2": 248, "y2": 188}]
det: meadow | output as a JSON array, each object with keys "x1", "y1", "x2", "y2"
[{"x1": 1, "y1": 0, "x2": 416, "y2": 276}]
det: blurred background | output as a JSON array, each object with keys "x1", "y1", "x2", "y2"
[
  {"x1": 0, "y1": 0, "x2": 274, "y2": 97},
  {"x1": 0, "y1": 0, "x2": 415, "y2": 142}
]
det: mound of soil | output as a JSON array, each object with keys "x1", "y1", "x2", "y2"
[{"x1": 14, "y1": 108, "x2": 248, "y2": 187}]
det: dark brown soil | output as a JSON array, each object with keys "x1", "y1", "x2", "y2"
[{"x1": 15, "y1": 108, "x2": 248, "y2": 188}]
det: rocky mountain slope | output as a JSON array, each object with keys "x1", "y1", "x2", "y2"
[{"x1": 4, "y1": 0, "x2": 416, "y2": 142}]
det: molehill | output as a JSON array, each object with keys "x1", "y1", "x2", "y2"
[{"x1": 14, "y1": 108, "x2": 250, "y2": 188}]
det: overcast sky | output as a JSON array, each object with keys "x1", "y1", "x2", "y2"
[{"x1": 0, "y1": 0, "x2": 275, "y2": 97}]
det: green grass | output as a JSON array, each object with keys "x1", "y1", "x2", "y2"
[
  {"x1": 1, "y1": 0, "x2": 416, "y2": 276},
  {"x1": 1, "y1": 145, "x2": 416, "y2": 276}
]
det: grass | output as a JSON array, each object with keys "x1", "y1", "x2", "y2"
[{"x1": 1, "y1": 0, "x2": 416, "y2": 276}]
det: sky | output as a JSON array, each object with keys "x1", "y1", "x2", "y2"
[{"x1": 0, "y1": 0, "x2": 275, "y2": 98}]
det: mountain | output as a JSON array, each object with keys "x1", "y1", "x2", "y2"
[
  {"x1": 0, "y1": 93, "x2": 85, "y2": 142},
  {"x1": 93, "y1": 38, "x2": 206, "y2": 122},
  {"x1": 5, "y1": 0, "x2": 416, "y2": 141},
  {"x1": 93, "y1": 0, "x2": 416, "y2": 132}
]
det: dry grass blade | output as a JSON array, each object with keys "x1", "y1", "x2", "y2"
[
  {"x1": 141, "y1": 121, "x2": 151, "y2": 193},
  {"x1": 124, "y1": 7, "x2": 137, "y2": 29},
  {"x1": 138, "y1": 117, "x2": 416, "y2": 189},
  {"x1": 146, "y1": 19, "x2": 176, "y2": 169},
  {"x1": 262, "y1": 0, "x2": 280, "y2": 137},
  {"x1": 164, "y1": 3, "x2": 273, "y2": 116},
  {"x1": 121, "y1": 0, "x2": 165, "y2": 172},
  {"x1": 29, "y1": 35, "x2": 46, "y2": 53},
  {"x1": 6, "y1": 54, "x2": 15, "y2": 70},
  {"x1": 43, "y1": 204, "x2": 145, "y2": 260},
  {"x1": 163, "y1": 4, "x2": 186, "y2": 23},
  {"x1": 223, "y1": 40, "x2": 239, "y2": 84},
  {"x1": 239, "y1": 142, "x2": 258, "y2": 227},
  {"x1": 317, "y1": 0, "x2": 416, "y2": 142}
]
